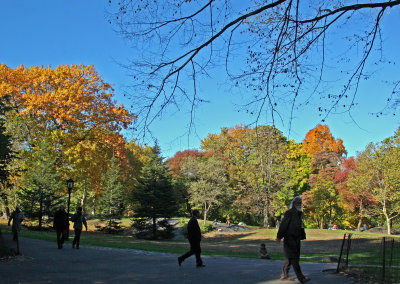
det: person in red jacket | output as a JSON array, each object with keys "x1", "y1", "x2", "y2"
[
  {"x1": 276, "y1": 196, "x2": 310, "y2": 283},
  {"x1": 177, "y1": 209, "x2": 205, "y2": 267}
]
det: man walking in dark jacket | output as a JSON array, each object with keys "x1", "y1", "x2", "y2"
[
  {"x1": 8, "y1": 205, "x2": 24, "y2": 241},
  {"x1": 53, "y1": 205, "x2": 69, "y2": 249},
  {"x1": 276, "y1": 196, "x2": 310, "y2": 283},
  {"x1": 178, "y1": 209, "x2": 205, "y2": 267}
]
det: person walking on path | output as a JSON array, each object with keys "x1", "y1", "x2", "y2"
[
  {"x1": 71, "y1": 206, "x2": 87, "y2": 249},
  {"x1": 178, "y1": 209, "x2": 205, "y2": 267},
  {"x1": 53, "y1": 205, "x2": 69, "y2": 249},
  {"x1": 8, "y1": 205, "x2": 24, "y2": 241},
  {"x1": 276, "y1": 196, "x2": 310, "y2": 283}
]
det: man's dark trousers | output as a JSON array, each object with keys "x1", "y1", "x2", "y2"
[
  {"x1": 179, "y1": 240, "x2": 202, "y2": 265},
  {"x1": 56, "y1": 229, "x2": 67, "y2": 249}
]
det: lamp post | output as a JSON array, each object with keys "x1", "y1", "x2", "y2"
[{"x1": 66, "y1": 178, "x2": 74, "y2": 239}]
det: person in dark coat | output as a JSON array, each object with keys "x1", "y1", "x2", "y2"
[
  {"x1": 71, "y1": 206, "x2": 87, "y2": 249},
  {"x1": 53, "y1": 205, "x2": 69, "y2": 249},
  {"x1": 276, "y1": 196, "x2": 310, "y2": 283},
  {"x1": 8, "y1": 205, "x2": 24, "y2": 241},
  {"x1": 177, "y1": 209, "x2": 205, "y2": 267}
]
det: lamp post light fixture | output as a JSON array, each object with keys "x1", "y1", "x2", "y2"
[{"x1": 66, "y1": 178, "x2": 74, "y2": 239}]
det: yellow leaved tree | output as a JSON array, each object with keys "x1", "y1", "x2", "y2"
[{"x1": 0, "y1": 64, "x2": 136, "y2": 206}]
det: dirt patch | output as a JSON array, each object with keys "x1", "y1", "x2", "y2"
[
  {"x1": 367, "y1": 227, "x2": 400, "y2": 235},
  {"x1": 212, "y1": 223, "x2": 257, "y2": 234}
]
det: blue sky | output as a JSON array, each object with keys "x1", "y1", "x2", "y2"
[{"x1": 1, "y1": 0, "x2": 399, "y2": 158}]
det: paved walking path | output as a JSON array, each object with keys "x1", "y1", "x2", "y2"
[{"x1": 0, "y1": 234, "x2": 356, "y2": 284}]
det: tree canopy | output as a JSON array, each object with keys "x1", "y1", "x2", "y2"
[{"x1": 108, "y1": 0, "x2": 400, "y2": 134}]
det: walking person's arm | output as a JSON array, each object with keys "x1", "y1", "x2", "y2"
[
  {"x1": 83, "y1": 216, "x2": 88, "y2": 231},
  {"x1": 276, "y1": 210, "x2": 291, "y2": 242}
]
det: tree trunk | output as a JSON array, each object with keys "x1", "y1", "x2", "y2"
[
  {"x1": 152, "y1": 215, "x2": 157, "y2": 239},
  {"x1": 385, "y1": 215, "x2": 392, "y2": 235},
  {"x1": 383, "y1": 201, "x2": 391, "y2": 235},
  {"x1": 185, "y1": 198, "x2": 191, "y2": 215},
  {"x1": 38, "y1": 187, "x2": 43, "y2": 228},
  {"x1": 81, "y1": 189, "x2": 86, "y2": 211},
  {"x1": 357, "y1": 200, "x2": 363, "y2": 231},
  {"x1": 263, "y1": 206, "x2": 269, "y2": 228},
  {"x1": 357, "y1": 218, "x2": 363, "y2": 232},
  {"x1": 203, "y1": 203, "x2": 207, "y2": 225}
]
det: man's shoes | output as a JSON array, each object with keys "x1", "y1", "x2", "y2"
[
  {"x1": 196, "y1": 264, "x2": 205, "y2": 268},
  {"x1": 299, "y1": 277, "x2": 311, "y2": 283},
  {"x1": 177, "y1": 257, "x2": 182, "y2": 266},
  {"x1": 280, "y1": 276, "x2": 295, "y2": 281}
]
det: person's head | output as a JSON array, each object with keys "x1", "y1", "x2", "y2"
[
  {"x1": 59, "y1": 205, "x2": 65, "y2": 211},
  {"x1": 192, "y1": 209, "x2": 200, "y2": 218},
  {"x1": 16, "y1": 205, "x2": 20, "y2": 212},
  {"x1": 290, "y1": 196, "x2": 303, "y2": 212},
  {"x1": 77, "y1": 206, "x2": 82, "y2": 213},
  {"x1": 260, "y1": 243, "x2": 266, "y2": 248}
]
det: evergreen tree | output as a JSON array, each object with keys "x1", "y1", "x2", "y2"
[
  {"x1": 99, "y1": 156, "x2": 125, "y2": 233},
  {"x1": 0, "y1": 96, "x2": 14, "y2": 216},
  {"x1": 0, "y1": 97, "x2": 12, "y2": 183},
  {"x1": 131, "y1": 145, "x2": 178, "y2": 239},
  {"x1": 19, "y1": 138, "x2": 64, "y2": 228}
]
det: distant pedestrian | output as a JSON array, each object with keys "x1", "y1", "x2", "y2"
[
  {"x1": 259, "y1": 243, "x2": 271, "y2": 259},
  {"x1": 363, "y1": 224, "x2": 368, "y2": 232},
  {"x1": 226, "y1": 215, "x2": 230, "y2": 227},
  {"x1": 71, "y1": 206, "x2": 87, "y2": 249},
  {"x1": 8, "y1": 205, "x2": 24, "y2": 241},
  {"x1": 178, "y1": 209, "x2": 205, "y2": 267},
  {"x1": 53, "y1": 205, "x2": 69, "y2": 249},
  {"x1": 276, "y1": 196, "x2": 310, "y2": 283}
]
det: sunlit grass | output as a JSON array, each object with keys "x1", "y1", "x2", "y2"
[{"x1": 1, "y1": 218, "x2": 399, "y2": 263}]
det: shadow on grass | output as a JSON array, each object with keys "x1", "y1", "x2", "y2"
[{"x1": 1, "y1": 223, "x2": 395, "y2": 265}]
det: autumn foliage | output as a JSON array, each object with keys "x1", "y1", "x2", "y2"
[
  {"x1": 302, "y1": 124, "x2": 346, "y2": 158},
  {"x1": 0, "y1": 63, "x2": 136, "y2": 194},
  {"x1": 166, "y1": 149, "x2": 204, "y2": 176},
  {"x1": 0, "y1": 64, "x2": 134, "y2": 131}
]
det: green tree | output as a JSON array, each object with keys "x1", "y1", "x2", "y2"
[
  {"x1": 247, "y1": 126, "x2": 288, "y2": 227},
  {"x1": 345, "y1": 155, "x2": 377, "y2": 230},
  {"x1": 277, "y1": 141, "x2": 311, "y2": 216},
  {"x1": 19, "y1": 138, "x2": 64, "y2": 228},
  {"x1": 181, "y1": 155, "x2": 229, "y2": 225},
  {"x1": 303, "y1": 151, "x2": 341, "y2": 229},
  {"x1": 356, "y1": 129, "x2": 400, "y2": 235},
  {"x1": 0, "y1": 96, "x2": 14, "y2": 216},
  {"x1": 131, "y1": 145, "x2": 178, "y2": 239},
  {"x1": 99, "y1": 156, "x2": 125, "y2": 233},
  {"x1": 200, "y1": 125, "x2": 289, "y2": 226}
]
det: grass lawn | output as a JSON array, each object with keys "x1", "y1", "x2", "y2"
[{"x1": 1, "y1": 218, "x2": 398, "y2": 264}]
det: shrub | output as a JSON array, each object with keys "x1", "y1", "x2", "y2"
[
  {"x1": 132, "y1": 218, "x2": 175, "y2": 240},
  {"x1": 200, "y1": 223, "x2": 215, "y2": 233}
]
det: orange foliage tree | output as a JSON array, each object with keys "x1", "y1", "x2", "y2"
[
  {"x1": 302, "y1": 124, "x2": 346, "y2": 228},
  {"x1": 0, "y1": 64, "x2": 136, "y2": 203},
  {"x1": 302, "y1": 124, "x2": 346, "y2": 158},
  {"x1": 166, "y1": 149, "x2": 204, "y2": 177}
]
